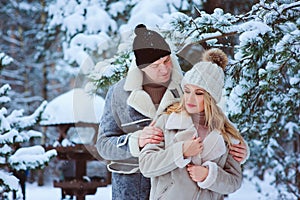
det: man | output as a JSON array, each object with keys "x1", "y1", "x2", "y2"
[{"x1": 96, "y1": 24, "x2": 247, "y2": 199}]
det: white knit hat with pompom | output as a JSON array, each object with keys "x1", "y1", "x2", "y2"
[{"x1": 181, "y1": 48, "x2": 228, "y2": 103}]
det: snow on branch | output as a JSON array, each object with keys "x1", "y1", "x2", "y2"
[
  {"x1": 0, "y1": 170, "x2": 19, "y2": 192},
  {"x1": 0, "y1": 52, "x2": 13, "y2": 67},
  {"x1": 0, "y1": 144, "x2": 12, "y2": 156},
  {"x1": 86, "y1": 51, "x2": 131, "y2": 91},
  {"x1": 19, "y1": 130, "x2": 43, "y2": 141},
  {"x1": 9, "y1": 146, "x2": 57, "y2": 171},
  {"x1": 0, "y1": 129, "x2": 18, "y2": 145},
  {"x1": 0, "y1": 84, "x2": 11, "y2": 104},
  {"x1": 0, "y1": 84, "x2": 11, "y2": 96},
  {"x1": 6, "y1": 101, "x2": 47, "y2": 129}
]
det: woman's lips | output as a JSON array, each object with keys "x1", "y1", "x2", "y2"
[{"x1": 186, "y1": 103, "x2": 196, "y2": 107}]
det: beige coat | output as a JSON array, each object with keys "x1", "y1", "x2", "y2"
[{"x1": 139, "y1": 111, "x2": 242, "y2": 200}]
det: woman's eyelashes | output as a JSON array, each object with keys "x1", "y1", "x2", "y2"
[
  {"x1": 184, "y1": 89, "x2": 190, "y2": 94},
  {"x1": 184, "y1": 89, "x2": 204, "y2": 96},
  {"x1": 195, "y1": 91, "x2": 204, "y2": 95}
]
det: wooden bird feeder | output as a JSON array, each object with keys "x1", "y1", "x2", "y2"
[{"x1": 41, "y1": 88, "x2": 110, "y2": 200}]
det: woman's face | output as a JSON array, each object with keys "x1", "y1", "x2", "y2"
[
  {"x1": 141, "y1": 55, "x2": 173, "y2": 84},
  {"x1": 183, "y1": 84, "x2": 205, "y2": 114}
]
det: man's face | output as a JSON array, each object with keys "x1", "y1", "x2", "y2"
[{"x1": 141, "y1": 55, "x2": 173, "y2": 84}]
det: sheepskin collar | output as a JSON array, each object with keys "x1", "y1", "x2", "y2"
[
  {"x1": 165, "y1": 111, "x2": 193, "y2": 130},
  {"x1": 124, "y1": 54, "x2": 183, "y2": 119}
]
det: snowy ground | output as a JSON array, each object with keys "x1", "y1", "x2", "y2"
[{"x1": 9, "y1": 170, "x2": 282, "y2": 200}]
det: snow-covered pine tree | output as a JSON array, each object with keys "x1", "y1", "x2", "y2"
[
  {"x1": 226, "y1": 1, "x2": 300, "y2": 199},
  {"x1": 86, "y1": 0, "x2": 202, "y2": 92},
  {"x1": 161, "y1": 1, "x2": 300, "y2": 198},
  {"x1": 47, "y1": 0, "x2": 203, "y2": 68},
  {"x1": 165, "y1": 0, "x2": 300, "y2": 198},
  {"x1": 0, "y1": 53, "x2": 57, "y2": 199},
  {"x1": 0, "y1": 0, "x2": 65, "y2": 114},
  {"x1": 86, "y1": 0, "x2": 299, "y2": 199}
]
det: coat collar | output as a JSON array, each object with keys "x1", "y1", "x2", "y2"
[
  {"x1": 165, "y1": 111, "x2": 227, "y2": 163},
  {"x1": 165, "y1": 111, "x2": 193, "y2": 130},
  {"x1": 124, "y1": 53, "x2": 183, "y2": 119}
]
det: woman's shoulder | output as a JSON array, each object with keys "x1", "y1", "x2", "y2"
[{"x1": 164, "y1": 111, "x2": 193, "y2": 130}]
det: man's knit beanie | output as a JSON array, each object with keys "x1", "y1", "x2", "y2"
[
  {"x1": 133, "y1": 24, "x2": 171, "y2": 69},
  {"x1": 181, "y1": 48, "x2": 228, "y2": 103}
]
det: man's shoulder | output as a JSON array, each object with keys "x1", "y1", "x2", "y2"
[
  {"x1": 109, "y1": 78, "x2": 126, "y2": 93},
  {"x1": 109, "y1": 78, "x2": 129, "y2": 100}
]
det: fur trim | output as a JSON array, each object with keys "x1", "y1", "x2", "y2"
[
  {"x1": 128, "y1": 130, "x2": 142, "y2": 157},
  {"x1": 127, "y1": 90, "x2": 157, "y2": 118},
  {"x1": 202, "y1": 130, "x2": 226, "y2": 162},
  {"x1": 165, "y1": 111, "x2": 193, "y2": 130},
  {"x1": 124, "y1": 53, "x2": 183, "y2": 119},
  {"x1": 166, "y1": 113, "x2": 226, "y2": 165},
  {"x1": 107, "y1": 161, "x2": 139, "y2": 174},
  {"x1": 197, "y1": 161, "x2": 218, "y2": 189},
  {"x1": 123, "y1": 61, "x2": 144, "y2": 91},
  {"x1": 173, "y1": 141, "x2": 191, "y2": 168}
]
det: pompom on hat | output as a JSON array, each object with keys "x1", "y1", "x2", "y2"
[
  {"x1": 133, "y1": 24, "x2": 171, "y2": 69},
  {"x1": 181, "y1": 48, "x2": 228, "y2": 103}
]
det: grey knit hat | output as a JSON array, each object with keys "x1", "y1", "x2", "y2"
[
  {"x1": 181, "y1": 48, "x2": 228, "y2": 103},
  {"x1": 133, "y1": 24, "x2": 171, "y2": 69}
]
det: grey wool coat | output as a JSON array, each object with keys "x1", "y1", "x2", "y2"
[
  {"x1": 139, "y1": 111, "x2": 243, "y2": 200},
  {"x1": 96, "y1": 53, "x2": 183, "y2": 199}
]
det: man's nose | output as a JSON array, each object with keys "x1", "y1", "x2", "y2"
[{"x1": 158, "y1": 63, "x2": 168, "y2": 73}]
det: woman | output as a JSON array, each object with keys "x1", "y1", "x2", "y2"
[{"x1": 139, "y1": 48, "x2": 244, "y2": 200}]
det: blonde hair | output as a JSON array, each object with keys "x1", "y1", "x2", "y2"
[{"x1": 165, "y1": 91, "x2": 243, "y2": 145}]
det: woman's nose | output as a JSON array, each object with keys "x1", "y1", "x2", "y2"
[{"x1": 187, "y1": 93, "x2": 195, "y2": 101}]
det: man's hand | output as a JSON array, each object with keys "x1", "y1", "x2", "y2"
[
  {"x1": 183, "y1": 136, "x2": 203, "y2": 158},
  {"x1": 138, "y1": 121, "x2": 164, "y2": 148},
  {"x1": 229, "y1": 142, "x2": 247, "y2": 163}
]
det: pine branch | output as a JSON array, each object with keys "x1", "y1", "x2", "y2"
[{"x1": 187, "y1": 31, "x2": 238, "y2": 48}]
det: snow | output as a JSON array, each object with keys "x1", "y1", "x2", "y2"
[
  {"x1": 0, "y1": 53, "x2": 13, "y2": 66},
  {"x1": 9, "y1": 146, "x2": 57, "y2": 171},
  {"x1": 238, "y1": 21, "x2": 272, "y2": 45},
  {"x1": 2, "y1": 1, "x2": 299, "y2": 199},
  {"x1": 119, "y1": 0, "x2": 174, "y2": 33},
  {"x1": 227, "y1": 85, "x2": 244, "y2": 115},
  {"x1": 0, "y1": 144, "x2": 12, "y2": 155},
  {"x1": 12, "y1": 170, "x2": 279, "y2": 200},
  {"x1": 48, "y1": 0, "x2": 117, "y2": 66},
  {"x1": 285, "y1": 122, "x2": 298, "y2": 137},
  {"x1": 5, "y1": 101, "x2": 47, "y2": 130},
  {"x1": 85, "y1": 6, "x2": 117, "y2": 33},
  {"x1": 108, "y1": 1, "x2": 126, "y2": 17},
  {"x1": 40, "y1": 88, "x2": 105, "y2": 125},
  {"x1": 0, "y1": 129, "x2": 18, "y2": 144},
  {"x1": 0, "y1": 171, "x2": 19, "y2": 191}
]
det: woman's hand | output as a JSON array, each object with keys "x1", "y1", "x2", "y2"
[
  {"x1": 183, "y1": 136, "x2": 203, "y2": 158},
  {"x1": 138, "y1": 121, "x2": 164, "y2": 148},
  {"x1": 186, "y1": 164, "x2": 208, "y2": 182},
  {"x1": 229, "y1": 142, "x2": 247, "y2": 163}
]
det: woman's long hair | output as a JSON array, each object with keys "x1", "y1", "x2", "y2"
[{"x1": 165, "y1": 91, "x2": 243, "y2": 145}]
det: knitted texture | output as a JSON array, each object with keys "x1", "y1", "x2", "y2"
[
  {"x1": 181, "y1": 61, "x2": 224, "y2": 103},
  {"x1": 133, "y1": 24, "x2": 171, "y2": 69}
]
